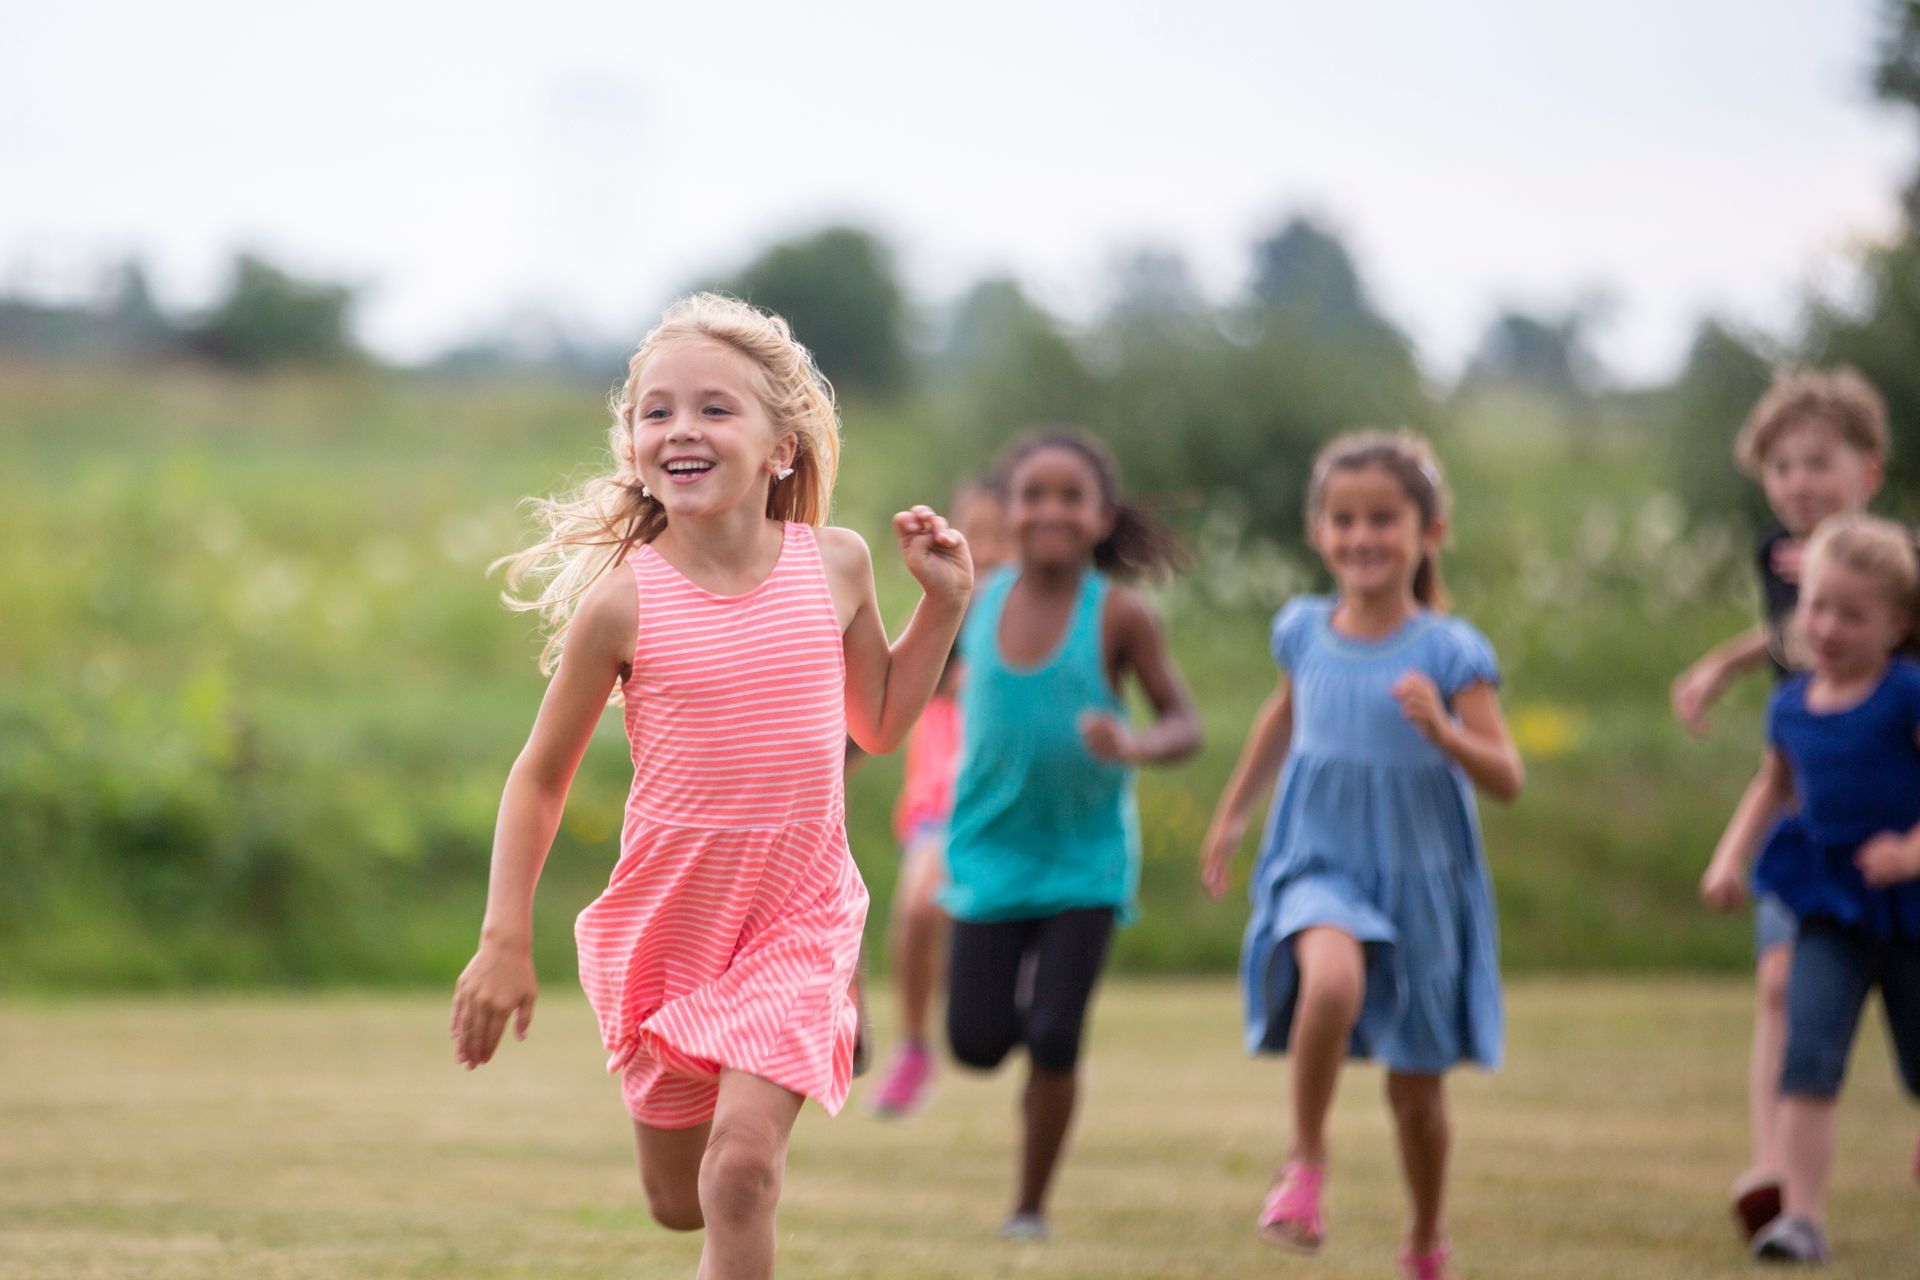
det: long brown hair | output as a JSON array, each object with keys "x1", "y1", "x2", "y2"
[
  {"x1": 496, "y1": 293, "x2": 841, "y2": 673},
  {"x1": 1305, "y1": 429, "x2": 1451, "y2": 610}
]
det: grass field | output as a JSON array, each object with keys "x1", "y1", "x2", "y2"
[{"x1": 2, "y1": 979, "x2": 1914, "y2": 1278}]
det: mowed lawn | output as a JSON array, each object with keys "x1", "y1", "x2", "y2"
[{"x1": 2, "y1": 980, "x2": 1914, "y2": 1279}]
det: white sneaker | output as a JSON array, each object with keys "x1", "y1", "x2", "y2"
[{"x1": 999, "y1": 1212, "x2": 1049, "y2": 1243}]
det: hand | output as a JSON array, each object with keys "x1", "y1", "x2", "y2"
[
  {"x1": 1699, "y1": 858, "x2": 1748, "y2": 913},
  {"x1": 1200, "y1": 815, "x2": 1248, "y2": 901},
  {"x1": 1856, "y1": 832, "x2": 1920, "y2": 887},
  {"x1": 893, "y1": 505, "x2": 973, "y2": 605},
  {"x1": 1670, "y1": 660, "x2": 1723, "y2": 738},
  {"x1": 1770, "y1": 539, "x2": 1804, "y2": 585},
  {"x1": 1079, "y1": 711, "x2": 1140, "y2": 764},
  {"x1": 1390, "y1": 671, "x2": 1449, "y2": 744},
  {"x1": 450, "y1": 940, "x2": 538, "y2": 1069}
]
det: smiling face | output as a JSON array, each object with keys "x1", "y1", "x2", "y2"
[
  {"x1": 1006, "y1": 445, "x2": 1113, "y2": 571},
  {"x1": 1757, "y1": 418, "x2": 1881, "y2": 538},
  {"x1": 1309, "y1": 464, "x2": 1442, "y2": 604},
  {"x1": 1796, "y1": 559, "x2": 1907, "y2": 678},
  {"x1": 628, "y1": 338, "x2": 794, "y2": 520}
]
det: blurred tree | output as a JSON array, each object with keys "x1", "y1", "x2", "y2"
[
  {"x1": 939, "y1": 277, "x2": 1098, "y2": 449},
  {"x1": 717, "y1": 226, "x2": 909, "y2": 395},
  {"x1": 1460, "y1": 304, "x2": 1609, "y2": 403},
  {"x1": 190, "y1": 254, "x2": 360, "y2": 368},
  {"x1": 1789, "y1": 0, "x2": 1920, "y2": 507},
  {"x1": 1250, "y1": 217, "x2": 1372, "y2": 335},
  {"x1": 1665, "y1": 318, "x2": 1776, "y2": 522}
]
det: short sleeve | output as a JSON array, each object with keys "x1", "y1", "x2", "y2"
[
  {"x1": 1269, "y1": 596, "x2": 1323, "y2": 671},
  {"x1": 1435, "y1": 617, "x2": 1501, "y2": 698},
  {"x1": 1765, "y1": 682, "x2": 1794, "y2": 752}
]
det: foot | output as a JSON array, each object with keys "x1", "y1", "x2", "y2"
[
  {"x1": 1398, "y1": 1241, "x2": 1452, "y2": 1280},
  {"x1": 1256, "y1": 1159, "x2": 1326, "y2": 1254},
  {"x1": 1730, "y1": 1170, "x2": 1784, "y2": 1243},
  {"x1": 1751, "y1": 1215, "x2": 1828, "y2": 1265},
  {"x1": 999, "y1": 1211, "x2": 1049, "y2": 1243},
  {"x1": 869, "y1": 1041, "x2": 934, "y2": 1118}
]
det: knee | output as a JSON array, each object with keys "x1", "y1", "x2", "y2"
[
  {"x1": 698, "y1": 1125, "x2": 784, "y2": 1226},
  {"x1": 949, "y1": 1022, "x2": 1014, "y2": 1071},
  {"x1": 641, "y1": 1172, "x2": 705, "y2": 1233},
  {"x1": 1757, "y1": 957, "x2": 1790, "y2": 1019},
  {"x1": 1025, "y1": 1018, "x2": 1084, "y2": 1074},
  {"x1": 1297, "y1": 962, "x2": 1363, "y2": 1024},
  {"x1": 1385, "y1": 1074, "x2": 1445, "y2": 1127}
]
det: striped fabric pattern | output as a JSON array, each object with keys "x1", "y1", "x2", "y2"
[{"x1": 574, "y1": 521, "x2": 869, "y2": 1129}]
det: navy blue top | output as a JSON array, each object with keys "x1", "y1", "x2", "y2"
[{"x1": 1759, "y1": 658, "x2": 1920, "y2": 938}]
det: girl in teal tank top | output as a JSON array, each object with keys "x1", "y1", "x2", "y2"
[{"x1": 939, "y1": 430, "x2": 1203, "y2": 1242}]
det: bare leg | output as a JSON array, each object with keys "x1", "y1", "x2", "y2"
[
  {"x1": 1747, "y1": 945, "x2": 1792, "y2": 1179},
  {"x1": 634, "y1": 1118, "x2": 711, "y2": 1232},
  {"x1": 1385, "y1": 1072, "x2": 1450, "y2": 1255},
  {"x1": 892, "y1": 837, "x2": 949, "y2": 1045},
  {"x1": 1778, "y1": 1095, "x2": 1838, "y2": 1226},
  {"x1": 1286, "y1": 927, "x2": 1365, "y2": 1168},
  {"x1": 1016, "y1": 1065, "x2": 1077, "y2": 1216},
  {"x1": 694, "y1": 1070, "x2": 805, "y2": 1280}
]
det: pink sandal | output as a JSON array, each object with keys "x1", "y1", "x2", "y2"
[
  {"x1": 1256, "y1": 1160, "x2": 1326, "y2": 1254},
  {"x1": 1398, "y1": 1242, "x2": 1452, "y2": 1280}
]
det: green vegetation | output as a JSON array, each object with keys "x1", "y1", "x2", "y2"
[{"x1": 2, "y1": 363, "x2": 1781, "y2": 987}]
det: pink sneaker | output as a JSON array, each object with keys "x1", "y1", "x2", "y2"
[
  {"x1": 1256, "y1": 1160, "x2": 1325, "y2": 1254},
  {"x1": 1399, "y1": 1242, "x2": 1452, "y2": 1280},
  {"x1": 869, "y1": 1042, "x2": 934, "y2": 1118}
]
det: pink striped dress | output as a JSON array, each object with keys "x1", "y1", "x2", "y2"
[{"x1": 574, "y1": 521, "x2": 868, "y2": 1129}]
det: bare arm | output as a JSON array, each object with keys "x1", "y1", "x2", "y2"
[
  {"x1": 1671, "y1": 624, "x2": 1771, "y2": 737},
  {"x1": 826, "y1": 508, "x2": 973, "y2": 755},
  {"x1": 1080, "y1": 587, "x2": 1203, "y2": 766},
  {"x1": 1700, "y1": 747, "x2": 1794, "y2": 911},
  {"x1": 450, "y1": 570, "x2": 632, "y2": 1068},
  {"x1": 1200, "y1": 676, "x2": 1294, "y2": 900}
]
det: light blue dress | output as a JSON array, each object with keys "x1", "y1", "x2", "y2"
[{"x1": 1242, "y1": 596, "x2": 1505, "y2": 1073}]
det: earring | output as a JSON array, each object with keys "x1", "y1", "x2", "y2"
[
  {"x1": 776, "y1": 466, "x2": 794, "y2": 480},
  {"x1": 640, "y1": 484, "x2": 651, "y2": 499}
]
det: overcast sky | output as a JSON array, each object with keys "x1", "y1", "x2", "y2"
[{"x1": 3, "y1": 0, "x2": 1910, "y2": 380}]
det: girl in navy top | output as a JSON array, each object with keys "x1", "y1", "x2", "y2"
[{"x1": 1702, "y1": 513, "x2": 1920, "y2": 1265}]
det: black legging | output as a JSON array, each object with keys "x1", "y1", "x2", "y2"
[{"x1": 946, "y1": 906, "x2": 1116, "y2": 1073}]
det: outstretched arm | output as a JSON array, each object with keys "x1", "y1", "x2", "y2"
[
  {"x1": 1671, "y1": 625, "x2": 1770, "y2": 737},
  {"x1": 828, "y1": 507, "x2": 973, "y2": 755},
  {"x1": 1700, "y1": 747, "x2": 1794, "y2": 911},
  {"x1": 450, "y1": 570, "x2": 632, "y2": 1069},
  {"x1": 1200, "y1": 676, "x2": 1293, "y2": 900}
]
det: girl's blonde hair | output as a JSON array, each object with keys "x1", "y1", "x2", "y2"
[
  {"x1": 497, "y1": 292, "x2": 842, "y2": 672},
  {"x1": 1305, "y1": 429, "x2": 1452, "y2": 610},
  {"x1": 1802, "y1": 512, "x2": 1920, "y2": 632}
]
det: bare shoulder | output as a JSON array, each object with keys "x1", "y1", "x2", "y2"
[
  {"x1": 1104, "y1": 582, "x2": 1163, "y2": 641},
  {"x1": 814, "y1": 524, "x2": 872, "y2": 574},
  {"x1": 570, "y1": 561, "x2": 639, "y2": 669}
]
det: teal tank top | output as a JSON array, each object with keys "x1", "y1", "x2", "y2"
[{"x1": 940, "y1": 566, "x2": 1140, "y2": 924}]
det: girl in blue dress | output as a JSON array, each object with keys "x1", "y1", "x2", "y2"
[
  {"x1": 1201, "y1": 430, "x2": 1524, "y2": 1280},
  {"x1": 1700, "y1": 513, "x2": 1920, "y2": 1266}
]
